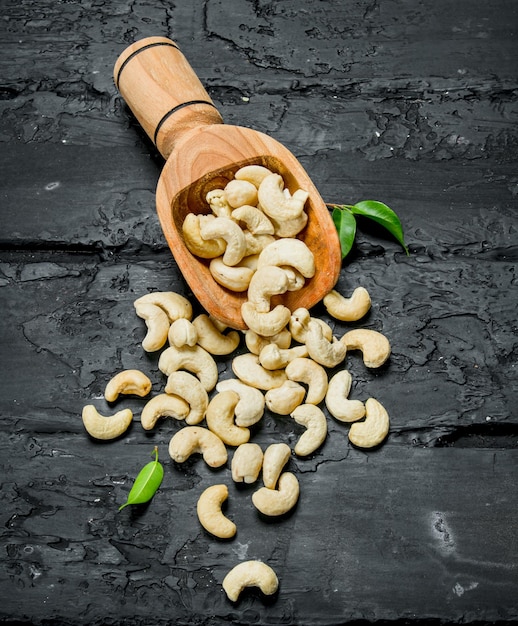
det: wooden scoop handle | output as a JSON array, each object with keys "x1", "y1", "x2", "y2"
[{"x1": 113, "y1": 36, "x2": 223, "y2": 159}]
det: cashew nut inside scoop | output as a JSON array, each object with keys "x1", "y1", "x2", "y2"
[
  {"x1": 182, "y1": 213, "x2": 226, "y2": 259},
  {"x1": 200, "y1": 217, "x2": 247, "y2": 267},
  {"x1": 234, "y1": 164, "x2": 273, "y2": 188},
  {"x1": 222, "y1": 560, "x2": 279, "y2": 602},
  {"x1": 257, "y1": 238, "x2": 315, "y2": 279},
  {"x1": 257, "y1": 173, "x2": 308, "y2": 221},
  {"x1": 209, "y1": 256, "x2": 255, "y2": 292},
  {"x1": 241, "y1": 301, "x2": 292, "y2": 338},
  {"x1": 246, "y1": 265, "x2": 289, "y2": 313},
  {"x1": 224, "y1": 178, "x2": 258, "y2": 208}
]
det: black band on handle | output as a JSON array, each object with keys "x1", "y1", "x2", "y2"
[
  {"x1": 153, "y1": 99, "x2": 218, "y2": 145},
  {"x1": 115, "y1": 40, "x2": 180, "y2": 88}
]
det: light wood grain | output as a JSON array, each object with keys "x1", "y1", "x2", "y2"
[{"x1": 114, "y1": 37, "x2": 341, "y2": 329}]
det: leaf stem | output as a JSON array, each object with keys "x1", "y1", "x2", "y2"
[
  {"x1": 327, "y1": 200, "x2": 409, "y2": 257},
  {"x1": 326, "y1": 203, "x2": 354, "y2": 211}
]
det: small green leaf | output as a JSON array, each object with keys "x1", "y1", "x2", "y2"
[
  {"x1": 350, "y1": 200, "x2": 409, "y2": 254},
  {"x1": 332, "y1": 207, "x2": 357, "y2": 259},
  {"x1": 119, "y1": 446, "x2": 164, "y2": 511}
]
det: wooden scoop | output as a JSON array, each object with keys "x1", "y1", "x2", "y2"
[{"x1": 114, "y1": 36, "x2": 341, "y2": 330}]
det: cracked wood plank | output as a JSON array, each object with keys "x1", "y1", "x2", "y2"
[{"x1": 0, "y1": 0, "x2": 517, "y2": 624}]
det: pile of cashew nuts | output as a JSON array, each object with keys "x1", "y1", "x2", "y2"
[
  {"x1": 183, "y1": 165, "x2": 317, "y2": 335},
  {"x1": 81, "y1": 168, "x2": 392, "y2": 601}
]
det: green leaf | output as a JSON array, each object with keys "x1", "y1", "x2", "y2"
[
  {"x1": 119, "y1": 446, "x2": 164, "y2": 511},
  {"x1": 350, "y1": 200, "x2": 409, "y2": 254},
  {"x1": 332, "y1": 207, "x2": 357, "y2": 259}
]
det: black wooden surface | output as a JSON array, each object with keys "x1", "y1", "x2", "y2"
[{"x1": 1, "y1": 1, "x2": 517, "y2": 625}]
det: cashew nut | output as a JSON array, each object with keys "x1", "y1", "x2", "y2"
[
  {"x1": 341, "y1": 328, "x2": 391, "y2": 368},
  {"x1": 259, "y1": 344, "x2": 308, "y2": 370},
  {"x1": 231, "y1": 443, "x2": 264, "y2": 484},
  {"x1": 289, "y1": 308, "x2": 333, "y2": 344},
  {"x1": 168, "y1": 426, "x2": 228, "y2": 467},
  {"x1": 140, "y1": 393, "x2": 190, "y2": 430},
  {"x1": 158, "y1": 344, "x2": 218, "y2": 391},
  {"x1": 243, "y1": 232, "x2": 276, "y2": 256},
  {"x1": 209, "y1": 315, "x2": 232, "y2": 334},
  {"x1": 234, "y1": 164, "x2": 273, "y2": 188},
  {"x1": 191, "y1": 313, "x2": 241, "y2": 355},
  {"x1": 348, "y1": 397, "x2": 390, "y2": 448},
  {"x1": 205, "y1": 390, "x2": 250, "y2": 447},
  {"x1": 258, "y1": 173, "x2": 308, "y2": 221},
  {"x1": 244, "y1": 328, "x2": 292, "y2": 355},
  {"x1": 134, "y1": 301, "x2": 170, "y2": 352},
  {"x1": 323, "y1": 287, "x2": 371, "y2": 322},
  {"x1": 168, "y1": 317, "x2": 198, "y2": 348},
  {"x1": 247, "y1": 265, "x2": 290, "y2": 313},
  {"x1": 257, "y1": 238, "x2": 315, "y2": 278},
  {"x1": 216, "y1": 378, "x2": 265, "y2": 427},
  {"x1": 252, "y1": 472, "x2": 299, "y2": 516},
  {"x1": 239, "y1": 254, "x2": 260, "y2": 272},
  {"x1": 285, "y1": 357, "x2": 328, "y2": 405},
  {"x1": 82, "y1": 405, "x2": 133, "y2": 440},
  {"x1": 241, "y1": 301, "x2": 291, "y2": 337},
  {"x1": 265, "y1": 380, "x2": 306, "y2": 415},
  {"x1": 104, "y1": 369, "x2": 152, "y2": 402},
  {"x1": 269, "y1": 210, "x2": 308, "y2": 237},
  {"x1": 231, "y1": 205, "x2": 275, "y2": 235},
  {"x1": 209, "y1": 256, "x2": 254, "y2": 292},
  {"x1": 305, "y1": 320, "x2": 347, "y2": 368},
  {"x1": 200, "y1": 216, "x2": 247, "y2": 267},
  {"x1": 224, "y1": 178, "x2": 258, "y2": 208},
  {"x1": 133, "y1": 291, "x2": 192, "y2": 323},
  {"x1": 232, "y1": 353, "x2": 287, "y2": 390},
  {"x1": 325, "y1": 370, "x2": 365, "y2": 423},
  {"x1": 206, "y1": 189, "x2": 232, "y2": 218},
  {"x1": 197, "y1": 484, "x2": 236, "y2": 539},
  {"x1": 262, "y1": 442, "x2": 291, "y2": 489},
  {"x1": 291, "y1": 404, "x2": 327, "y2": 457},
  {"x1": 182, "y1": 213, "x2": 226, "y2": 259},
  {"x1": 282, "y1": 267, "x2": 306, "y2": 292},
  {"x1": 164, "y1": 371, "x2": 208, "y2": 425},
  {"x1": 222, "y1": 560, "x2": 278, "y2": 602}
]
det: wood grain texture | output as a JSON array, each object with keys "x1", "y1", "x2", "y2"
[
  {"x1": 114, "y1": 36, "x2": 341, "y2": 328},
  {"x1": 0, "y1": 0, "x2": 517, "y2": 625}
]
